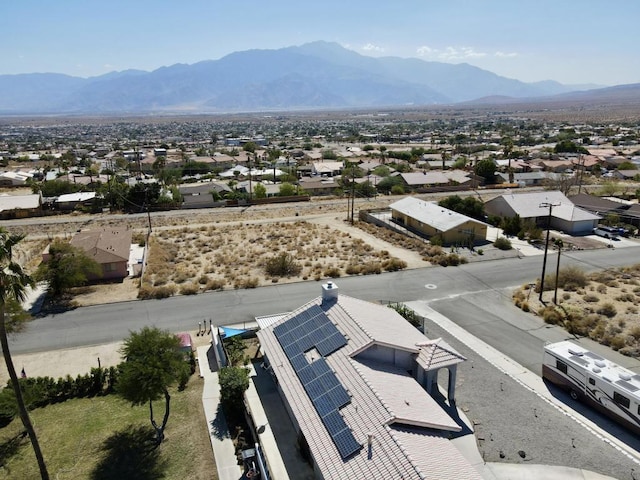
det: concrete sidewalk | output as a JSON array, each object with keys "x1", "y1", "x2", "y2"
[{"x1": 197, "y1": 345, "x2": 243, "y2": 480}]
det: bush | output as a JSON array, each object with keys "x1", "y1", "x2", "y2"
[
  {"x1": 323, "y1": 267, "x2": 341, "y2": 278},
  {"x1": 494, "y1": 237, "x2": 512, "y2": 250},
  {"x1": 540, "y1": 306, "x2": 563, "y2": 325},
  {"x1": 205, "y1": 278, "x2": 225, "y2": 291},
  {"x1": 382, "y1": 258, "x2": 407, "y2": 272},
  {"x1": 219, "y1": 366, "x2": 250, "y2": 420},
  {"x1": 558, "y1": 266, "x2": 588, "y2": 289},
  {"x1": 138, "y1": 284, "x2": 177, "y2": 299},
  {"x1": 597, "y1": 302, "x2": 617, "y2": 318},
  {"x1": 583, "y1": 294, "x2": 599, "y2": 303},
  {"x1": 0, "y1": 367, "x2": 120, "y2": 420},
  {"x1": 265, "y1": 252, "x2": 302, "y2": 277},
  {"x1": 389, "y1": 303, "x2": 421, "y2": 327},
  {"x1": 179, "y1": 282, "x2": 199, "y2": 295}
]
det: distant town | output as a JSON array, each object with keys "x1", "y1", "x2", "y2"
[
  {"x1": 1, "y1": 109, "x2": 639, "y2": 217},
  {"x1": 2, "y1": 106, "x2": 640, "y2": 480}
]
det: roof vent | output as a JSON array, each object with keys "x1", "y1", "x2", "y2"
[{"x1": 322, "y1": 281, "x2": 339, "y2": 303}]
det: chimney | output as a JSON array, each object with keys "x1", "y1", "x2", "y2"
[{"x1": 322, "y1": 281, "x2": 339, "y2": 303}]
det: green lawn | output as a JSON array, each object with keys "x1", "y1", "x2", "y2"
[{"x1": 0, "y1": 375, "x2": 216, "y2": 480}]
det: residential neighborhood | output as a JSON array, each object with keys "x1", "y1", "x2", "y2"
[{"x1": 1, "y1": 111, "x2": 640, "y2": 480}]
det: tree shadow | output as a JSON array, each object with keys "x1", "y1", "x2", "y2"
[
  {"x1": 209, "y1": 403, "x2": 231, "y2": 440},
  {"x1": 0, "y1": 431, "x2": 26, "y2": 469},
  {"x1": 91, "y1": 425, "x2": 167, "y2": 480}
]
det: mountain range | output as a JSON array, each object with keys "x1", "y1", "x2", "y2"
[{"x1": 0, "y1": 41, "x2": 636, "y2": 115}]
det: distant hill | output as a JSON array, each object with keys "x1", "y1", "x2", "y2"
[
  {"x1": 0, "y1": 41, "x2": 630, "y2": 114},
  {"x1": 464, "y1": 83, "x2": 640, "y2": 107}
]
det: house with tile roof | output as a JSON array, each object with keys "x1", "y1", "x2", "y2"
[
  {"x1": 69, "y1": 228, "x2": 133, "y2": 280},
  {"x1": 484, "y1": 191, "x2": 600, "y2": 234},
  {"x1": 257, "y1": 282, "x2": 481, "y2": 480},
  {"x1": 390, "y1": 196, "x2": 488, "y2": 245}
]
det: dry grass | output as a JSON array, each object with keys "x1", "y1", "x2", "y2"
[
  {"x1": 514, "y1": 264, "x2": 640, "y2": 357},
  {"x1": 355, "y1": 221, "x2": 468, "y2": 266},
  {"x1": 138, "y1": 220, "x2": 408, "y2": 298}
]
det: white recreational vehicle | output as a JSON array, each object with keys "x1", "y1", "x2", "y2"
[{"x1": 543, "y1": 340, "x2": 640, "y2": 434}]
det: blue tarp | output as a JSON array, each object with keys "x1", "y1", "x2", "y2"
[{"x1": 220, "y1": 326, "x2": 247, "y2": 338}]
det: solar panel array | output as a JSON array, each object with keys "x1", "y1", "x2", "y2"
[{"x1": 274, "y1": 305, "x2": 361, "y2": 459}]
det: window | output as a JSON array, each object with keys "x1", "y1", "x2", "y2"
[
  {"x1": 556, "y1": 360, "x2": 568, "y2": 374},
  {"x1": 614, "y1": 392, "x2": 630, "y2": 409},
  {"x1": 588, "y1": 378, "x2": 595, "y2": 386}
]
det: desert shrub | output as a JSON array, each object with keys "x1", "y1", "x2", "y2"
[
  {"x1": 597, "y1": 284, "x2": 607, "y2": 294},
  {"x1": 361, "y1": 262, "x2": 382, "y2": 275},
  {"x1": 583, "y1": 294, "x2": 599, "y2": 303},
  {"x1": 445, "y1": 254, "x2": 461, "y2": 266},
  {"x1": 179, "y1": 282, "x2": 199, "y2": 295},
  {"x1": 241, "y1": 277, "x2": 259, "y2": 289},
  {"x1": 629, "y1": 325, "x2": 640, "y2": 340},
  {"x1": 173, "y1": 269, "x2": 192, "y2": 284},
  {"x1": 513, "y1": 290, "x2": 525, "y2": 302},
  {"x1": 557, "y1": 266, "x2": 588, "y2": 289},
  {"x1": 198, "y1": 274, "x2": 210, "y2": 285},
  {"x1": 323, "y1": 267, "x2": 341, "y2": 278},
  {"x1": 616, "y1": 293, "x2": 635, "y2": 302},
  {"x1": 494, "y1": 237, "x2": 512, "y2": 250},
  {"x1": 138, "y1": 284, "x2": 177, "y2": 300},
  {"x1": 589, "y1": 322, "x2": 606, "y2": 341},
  {"x1": 265, "y1": 252, "x2": 302, "y2": 277},
  {"x1": 562, "y1": 293, "x2": 571, "y2": 300},
  {"x1": 345, "y1": 264, "x2": 361, "y2": 275},
  {"x1": 382, "y1": 258, "x2": 407, "y2": 272},
  {"x1": 540, "y1": 306, "x2": 563, "y2": 325},
  {"x1": 521, "y1": 301, "x2": 530, "y2": 312},
  {"x1": 608, "y1": 335, "x2": 627, "y2": 351},
  {"x1": 205, "y1": 278, "x2": 225, "y2": 291},
  {"x1": 570, "y1": 314, "x2": 602, "y2": 337},
  {"x1": 597, "y1": 302, "x2": 617, "y2": 318}
]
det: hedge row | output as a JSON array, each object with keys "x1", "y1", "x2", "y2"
[{"x1": 0, "y1": 366, "x2": 120, "y2": 424}]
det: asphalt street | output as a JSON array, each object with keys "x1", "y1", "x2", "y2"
[{"x1": 9, "y1": 244, "x2": 640, "y2": 357}]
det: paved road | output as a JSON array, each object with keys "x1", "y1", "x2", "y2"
[{"x1": 9, "y1": 245, "x2": 640, "y2": 355}]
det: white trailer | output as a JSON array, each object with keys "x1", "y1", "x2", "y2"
[{"x1": 542, "y1": 340, "x2": 640, "y2": 434}]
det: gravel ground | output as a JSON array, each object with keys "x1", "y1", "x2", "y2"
[{"x1": 424, "y1": 317, "x2": 639, "y2": 480}]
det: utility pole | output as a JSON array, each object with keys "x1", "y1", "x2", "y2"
[
  {"x1": 539, "y1": 202, "x2": 560, "y2": 302},
  {"x1": 553, "y1": 239, "x2": 564, "y2": 304},
  {"x1": 350, "y1": 165, "x2": 356, "y2": 225},
  {"x1": 576, "y1": 153, "x2": 585, "y2": 194},
  {"x1": 248, "y1": 153, "x2": 253, "y2": 202}
]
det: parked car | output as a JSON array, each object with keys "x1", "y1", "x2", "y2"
[{"x1": 593, "y1": 226, "x2": 620, "y2": 239}]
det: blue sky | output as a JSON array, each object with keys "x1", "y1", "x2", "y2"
[{"x1": 1, "y1": 1, "x2": 638, "y2": 86}]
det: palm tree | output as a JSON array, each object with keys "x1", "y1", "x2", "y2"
[{"x1": 0, "y1": 229, "x2": 49, "y2": 479}]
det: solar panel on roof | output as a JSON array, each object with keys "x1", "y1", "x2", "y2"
[
  {"x1": 289, "y1": 354, "x2": 307, "y2": 371},
  {"x1": 309, "y1": 358, "x2": 332, "y2": 377},
  {"x1": 314, "y1": 395, "x2": 334, "y2": 417},
  {"x1": 322, "y1": 410, "x2": 347, "y2": 433},
  {"x1": 273, "y1": 305, "x2": 358, "y2": 459},
  {"x1": 306, "y1": 379, "x2": 325, "y2": 399},
  {"x1": 332, "y1": 429, "x2": 362, "y2": 459},
  {"x1": 327, "y1": 387, "x2": 351, "y2": 408},
  {"x1": 297, "y1": 365, "x2": 315, "y2": 385}
]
